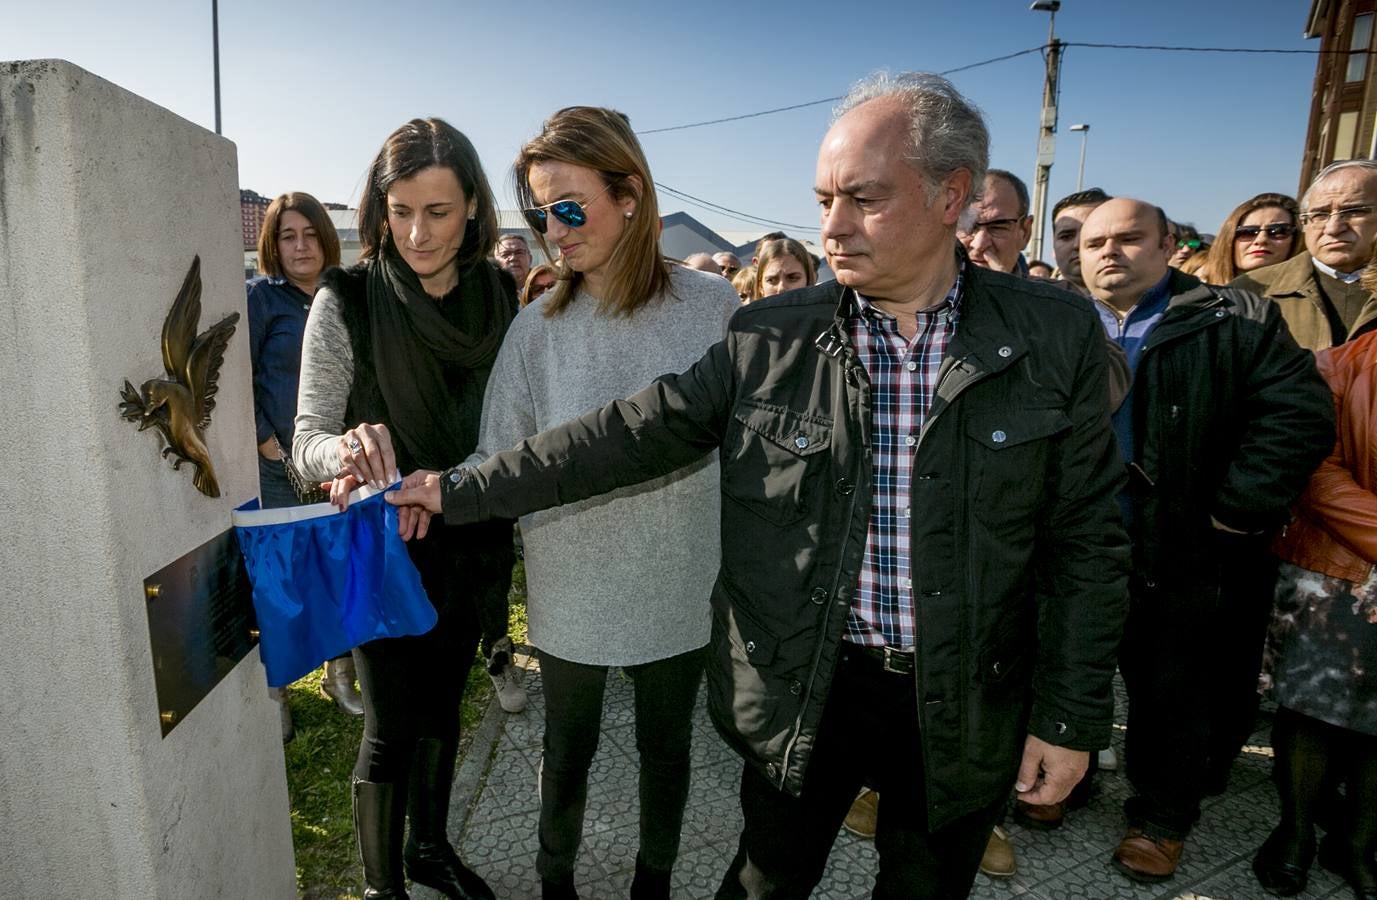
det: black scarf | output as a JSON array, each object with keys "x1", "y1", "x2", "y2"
[{"x1": 366, "y1": 246, "x2": 512, "y2": 471}]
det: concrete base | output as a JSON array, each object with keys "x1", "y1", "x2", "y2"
[{"x1": 0, "y1": 59, "x2": 294, "y2": 899}]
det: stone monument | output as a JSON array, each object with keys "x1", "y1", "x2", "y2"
[{"x1": 0, "y1": 59, "x2": 295, "y2": 898}]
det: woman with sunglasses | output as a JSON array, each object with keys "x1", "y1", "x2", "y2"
[
  {"x1": 520, "y1": 262, "x2": 557, "y2": 307},
  {"x1": 293, "y1": 118, "x2": 514, "y2": 900},
  {"x1": 1201, "y1": 193, "x2": 1302, "y2": 285},
  {"x1": 1168, "y1": 222, "x2": 1208, "y2": 269},
  {"x1": 473, "y1": 106, "x2": 738, "y2": 899}
]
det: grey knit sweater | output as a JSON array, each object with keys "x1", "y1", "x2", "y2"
[{"x1": 472, "y1": 266, "x2": 739, "y2": 665}]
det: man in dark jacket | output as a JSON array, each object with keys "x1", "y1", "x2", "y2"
[
  {"x1": 391, "y1": 72, "x2": 1131, "y2": 899},
  {"x1": 1080, "y1": 198, "x2": 1335, "y2": 884}
]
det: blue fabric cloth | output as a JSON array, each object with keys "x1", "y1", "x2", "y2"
[
  {"x1": 246, "y1": 275, "x2": 312, "y2": 448},
  {"x1": 233, "y1": 486, "x2": 437, "y2": 687}
]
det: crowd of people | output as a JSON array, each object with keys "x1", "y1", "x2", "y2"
[{"x1": 243, "y1": 68, "x2": 1375, "y2": 900}]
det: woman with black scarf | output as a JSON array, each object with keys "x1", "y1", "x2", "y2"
[{"x1": 293, "y1": 118, "x2": 514, "y2": 900}]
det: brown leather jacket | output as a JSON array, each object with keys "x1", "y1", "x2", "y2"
[{"x1": 1273, "y1": 329, "x2": 1377, "y2": 582}]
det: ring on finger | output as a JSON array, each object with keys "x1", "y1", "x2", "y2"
[{"x1": 347, "y1": 437, "x2": 363, "y2": 453}]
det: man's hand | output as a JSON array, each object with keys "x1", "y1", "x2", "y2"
[
  {"x1": 258, "y1": 436, "x2": 281, "y2": 461},
  {"x1": 385, "y1": 469, "x2": 442, "y2": 541},
  {"x1": 1014, "y1": 734, "x2": 1089, "y2": 806}
]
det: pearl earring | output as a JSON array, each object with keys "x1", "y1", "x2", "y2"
[{"x1": 625, "y1": 211, "x2": 633, "y2": 219}]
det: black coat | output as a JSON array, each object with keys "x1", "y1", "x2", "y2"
[
  {"x1": 1125, "y1": 270, "x2": 1335, "y2": 585},
  {"x1": 441, "y1": 265, "x2": 1131, "y2": 828}
]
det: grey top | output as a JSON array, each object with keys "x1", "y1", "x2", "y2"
[
  {"x1": 292, "y1": 285, "x2": 360, "y2": 481},
  {"x1": 472, "y1": 266, "x2": 739, "y2": 665}
]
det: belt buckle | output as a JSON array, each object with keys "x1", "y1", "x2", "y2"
[{"x1": 881, "y1": 646, "x2": 909, "y2": 675}]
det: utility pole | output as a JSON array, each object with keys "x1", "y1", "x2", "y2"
[
  {"x1": 1027, "y1": 1, "x2": 1063, "y2": 262},
  {"x1": 212, "y1": 0, "x2": 222, "y2": 135}
]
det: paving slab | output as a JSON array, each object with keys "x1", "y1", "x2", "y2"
[{"x1": 433, "y1": 653, "x2": 1346, "y2": 899}]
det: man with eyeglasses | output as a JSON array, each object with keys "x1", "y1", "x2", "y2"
[
  {"x1": 713, "y1": 252, "x2": 744, "y2": 280},
  {"x1": 1079, "y1": 197, "x2": 1334, "y2": 885},
  {"x1": 958, "y1": 169, "x2": 1034, "y2": 275},
  {"x1": 1232, "y1": 159, "x2": 1377, "y2": 351}
]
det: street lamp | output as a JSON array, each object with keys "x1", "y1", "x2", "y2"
[
  {"x1": 1069, "y1": 124, "x2": 1090, "y2": 191},
  {"x1": 1026, "y1": 0, "x2": 1064, "y2": 262}
]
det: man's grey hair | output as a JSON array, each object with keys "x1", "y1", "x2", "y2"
[
  {"x1": 497, "y1": 233, "x2": 529, "y2": 247},
  {"x1": 833, "y1": 71, "x2": 990, "y2": 206},
  {"x1": 1301, "y1": 159, "x2": 1377, "y2": 210}
]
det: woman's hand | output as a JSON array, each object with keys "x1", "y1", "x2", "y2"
[
  {"x1": 386, "y1": 469, "x2": 442, "y2": 541},
  {"x1": 338, "y1": 423, "x2": 398, "y2": 491},
  {"x1": 325, "y1": 474, "x2": 363, "y2": 511},
  {"x1": 257, "y1": 436, "x2": 282, "y2": 461}
]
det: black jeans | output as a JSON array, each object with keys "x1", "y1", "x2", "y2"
[
  {"x1": 1119, "y1": 534, "x2": 1277, "y2": 838},
  {"x1": 715, "y1": 644, "x2": 1006, "y2": 900},
  {"x1": 351, "y1": 527, "x2": 488, "y2": 783},
  {"x1": 535, "y1": 645, "x2": 706, "y2": 880}
]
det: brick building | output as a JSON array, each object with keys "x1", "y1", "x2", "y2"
[{"x1": 240, "y1": 188, "x2": 270, "y2": 251}]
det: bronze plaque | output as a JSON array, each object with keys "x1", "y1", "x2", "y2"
[{"x1": 144, "y1": 527, "x2": 258, "y2": 737}]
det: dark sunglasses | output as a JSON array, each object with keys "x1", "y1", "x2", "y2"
[
  {"x1": 522, "y1": 181, "x2": 616, "y2": 234},
  {"x1": 1234, "y1": 223, "x2": 1296, "y2": 241}
]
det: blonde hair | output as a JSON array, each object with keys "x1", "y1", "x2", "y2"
[
  {"x1": 513, "y1": 107, "x2": 671, "y2": 318},
  {"x1": 733, "y1": 265, "x2": 758, "y2": 303},
  {"x1": 754, "y1": 239, "x2": 818, "y2": 297},
  {"x1": 520, "y1": 263, "x2": 557, "y2": 307}
]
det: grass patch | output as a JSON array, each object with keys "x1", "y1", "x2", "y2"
[{"x1": 286, "y1": 560, "x2": 528, "y2": 899}]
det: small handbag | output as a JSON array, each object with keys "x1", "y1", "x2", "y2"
[{"x1": 281, "y1": 452, "x2": 329, "y2": 504}]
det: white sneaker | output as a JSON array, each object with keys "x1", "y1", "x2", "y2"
[
  {"x1": 490, "y1": 663, "x2": 528, "y2": 713},
  {"x1": 1098, "y1": 746, "x2": 1119, "y2": 771}
]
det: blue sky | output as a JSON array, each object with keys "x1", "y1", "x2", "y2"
[{"x1": 7, "y1": 0, "x2": 1317, "y2": 251}]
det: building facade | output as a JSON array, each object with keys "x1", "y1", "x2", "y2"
[{"x1": 1301, "y1": 0, "x2": 1377, "y2": 190}]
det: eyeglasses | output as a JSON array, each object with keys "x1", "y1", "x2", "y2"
[
  {"x1": 1234, "y1": 223, "x2": 1296, "y2": 242},
  {"x1": 965, "y1": 217, "x2": 1022, "y2": 238},
  {"x1": 1176, "y1": 239, "x2": 1202, "y2": 250},
  {"x1": 522, "y1": 181, "x2": 616, "y2": 234},
  {"x1": 1301, "y1": 205, "x2": 1374, "y2": 227}
]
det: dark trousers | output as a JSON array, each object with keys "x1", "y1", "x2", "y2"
[
  {"x1": 352, "y1": 528, "x2": 485, "y2": 783},
  {"x1": 1119, "y1": 535, "x2": 1277, "y2": 838},
  {"x1": 715, "y1": 644, "x2": 1006, "y2": 900},
  {"x1": 535, "y1": 645, "x2": 706, "y2": 879}
]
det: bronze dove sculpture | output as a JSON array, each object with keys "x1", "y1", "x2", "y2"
[{"x1": 119, "y1": 255, "x2": 239, "y2": 498}]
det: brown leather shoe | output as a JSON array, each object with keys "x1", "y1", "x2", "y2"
[
  {"x1": 1112, "y1": 827, "x2": 1184, "y2": 883},
  {"x1": 979, "y1": 826, "x2": 1017, "y2": 878},
  {"x1": 842, "y1": 789, "x2": 878, "y2": 839},
  {"x1": 1013, "y1": 799, "x2": 1065, "y2": 830}
]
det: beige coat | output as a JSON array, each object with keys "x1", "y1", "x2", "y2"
[{"x1": 1231, "y1": 252, "x2": 1377, "y2": 351}]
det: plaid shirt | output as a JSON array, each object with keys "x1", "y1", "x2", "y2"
[{"x1": 845, "y1": 270, "x2": 963, "y2": 648}]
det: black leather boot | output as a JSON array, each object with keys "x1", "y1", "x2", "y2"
[
  {"x1": 541, "y1": 873, "x2": 579, "y2": 899},
  {"x1": 352, "y1": 777, "x2": 410, "y2": 900},
  {"x1": 404, "y1": 737, "x2": 495, "y2": 900},
  {"x1": 630, "y1": 853, "x2": 672, "y2": 900}
]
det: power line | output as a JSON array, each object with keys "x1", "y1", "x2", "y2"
[
  {"x1": 637, "y1": 45, "x2": 1045, "y2": 136},
  {"x1": 1062, "y1": 41, "x2": 1369, "y2": 55},
  {"x1": 658, "y1": 182, "x2": 819, "y2": 233}
]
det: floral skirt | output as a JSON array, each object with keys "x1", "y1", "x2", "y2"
[{"x1": 1260, "y1": 561, "x2": 1377, "y2": 736}]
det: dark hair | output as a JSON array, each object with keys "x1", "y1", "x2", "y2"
[
  {"x1": 257, "y1": 192, "x2": 341, "y2": 280},
  {"x1": 986, "y1": 169, "x2": 1030, "y2": 217},
  {"x1": 1052, "y1": 187, "x2": 1111, "y2": 222},
  {"x1": 358, "y1": 118, "x2": 499, "y2": 271},
  {"x1": 753, "y1": 231, "x2": 788, "y2": 259}
]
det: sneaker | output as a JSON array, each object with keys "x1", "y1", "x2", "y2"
[
  {"x1": 490, "y1": 663, "x2": 528, "y2": 713},
  {"x1": 1098, "y1": 746, "x2": 1119, "y2": 770}
]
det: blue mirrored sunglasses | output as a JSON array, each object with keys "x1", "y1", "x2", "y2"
[{"x1": 522, "y1": 181, "x2": 616, "y2": 234}]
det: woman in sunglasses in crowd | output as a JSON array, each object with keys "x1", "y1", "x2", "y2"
[
  {"x1": 1200, "y1": 193, "x2": 1303, "y2": 285},
  {"x1": 520, "y1": 262, "x2": 557, "y2": 307},
  {"x1": 471, "y1": 106, "x2": 739, "y2": 900},
  {"x1": 753, "y1": 237, "x2": 818, "y2": 299},
  {"x1": 1168, "y1": 221, "x2": 1209, "y2": 268},
  {"x1": 293, "y1": 118, "x2": 515, "y2": 900}
]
